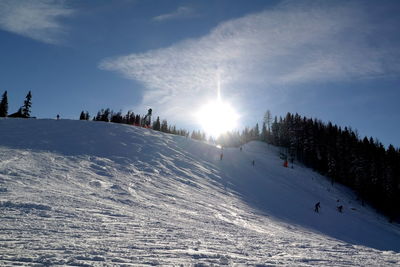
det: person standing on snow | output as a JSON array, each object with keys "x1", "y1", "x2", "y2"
[
  {"x1": 337, "y1": 205, "x2": 343, "y2": 213},
  {"x1": 314, "y1": 202, "x2": 321, "y2": 213}
]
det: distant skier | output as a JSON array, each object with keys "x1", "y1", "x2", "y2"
[
  {"x1": 56, "y1": 114, "x2": 60, "y2": 120},
  {"x1": 283, "y1": 160, "x2": 288, "y2": 168},
  {"x1": 314, "y1": 202, "x2": 320, "y2": 213},
  {"x1": 252, "y1": 160, "x2": 255, "y2": 166},
  {"x1": 337, "y1": 205, "x2": 343, "y2": 213},
  {"x1": 220, "y1": 153, "x2": 223, "y2": 161},
  {"x1": 240, "y1": 146, "x2": 243, "y2": 151}
]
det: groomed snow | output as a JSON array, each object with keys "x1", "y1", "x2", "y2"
[{"x1": 0, "y1": 118, "x2": 399, "y2": 266}]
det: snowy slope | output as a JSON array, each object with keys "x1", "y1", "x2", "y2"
[{"x1": 0, "y1": 118, "x2": 399, "y2": 266}]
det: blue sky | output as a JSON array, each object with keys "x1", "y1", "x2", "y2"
[{"x1": 1, "y1": 0, "x2": 399, "y2": 147}]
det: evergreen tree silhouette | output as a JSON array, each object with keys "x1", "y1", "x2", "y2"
[
  {"x1": 153, "y1": 116, "x2": 161, "y2": 131},
  {"x1": 0, "y1": 91, "x2": 8, "y2": 117},
  {"x1": 134, "y1": 114, "x2": 141, "y2": 125},
  {"x1": 111, "y1": 111, "x2": 123, "y2": 123},
  {"x1": 21, "y1": 91, "x2": 32, "y2": 118},
  {"x1": 160, "y1": 119, "x2": 168, "y2": 133},
  {"x1": 79, "y1": 111, "x2": 85, "y2": 120}
]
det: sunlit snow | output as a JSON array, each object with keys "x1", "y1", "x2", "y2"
[{"x1": 0, "y1": 118, "x2": 399, "y2": 266}]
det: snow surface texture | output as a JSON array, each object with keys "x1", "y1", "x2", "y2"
[{"x1": 0, "y1": 118, "x2": 399, "y2": 266}]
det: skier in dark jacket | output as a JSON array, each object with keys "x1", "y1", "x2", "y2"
[{"x1": 314, "y1": 202, "x2": 320, "y2": 213}]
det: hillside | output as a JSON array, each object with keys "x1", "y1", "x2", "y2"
[{"x1": 0, "y1": 118, "x2": 399, "y2": 266}]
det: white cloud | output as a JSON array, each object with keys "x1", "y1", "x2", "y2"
[
  {"x1": 153, "y1": 6, "x2": 195, "y2": 22},
  {"x1": 100, "y1": 1, "x2": 400, "y2": 126},
  {"x1": 0, "y1": 0, "x2": 74, "y2": 44}
]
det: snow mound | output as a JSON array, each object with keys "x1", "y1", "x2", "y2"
[{"x1": 0, "y1": 118, "x2": 399, "y2": 266}]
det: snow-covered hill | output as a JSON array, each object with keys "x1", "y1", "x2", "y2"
[{"x1": 0, "y1": 118, "x2": 399, "y2": 266}]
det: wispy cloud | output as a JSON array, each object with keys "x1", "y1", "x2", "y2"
[
  {"x1": 100, "y1": 0, "x2": 400, "y2": 125},
  {"x1": 153, "y1": 6, "x2": 195, "y2": 22},
  {"x1": 0, "y1": 0, "x2": 74, "y2": 44}
]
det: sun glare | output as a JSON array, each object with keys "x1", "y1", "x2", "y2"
[{"x1": 196, "y1": 99, "x2": 239, "y2": 137}]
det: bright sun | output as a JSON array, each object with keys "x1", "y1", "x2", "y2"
[{"x1": 196, "y1": 99, "x2": 239, "y2": 137}]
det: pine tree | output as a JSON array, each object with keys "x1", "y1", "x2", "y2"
[
  {"x1": 0, "y1": 91, "x2": 8, "y2": 117},
  {"x1": 21, "y1": 91, "x2": 32, "y2": 118},
  {"x1": 264, "y1": 110, "x2": 272, "y2": 132},
  {"x1": 152, "y1": 116, "x2": 161, "y2": 131},
  {"x1": 160, "y1": 119, "x2": 168, "y2": 132},
  {"x1": 110, "y1": 111, "x2": 123, "y2": 123},
  {"x1": 123, "y1": 111, "x2": 135, "y2": 124},
  {"x1": 128, "y1": 112, "x2": 135, "y2": 124},
  {"x1": 134, "y1": 114, "x2": 141, "y2": 125},
  {"x1": 261, "y1": 122, "x2": 267, "y2": 142},
  {"x1": 79, "y1": 111, "x2": 85, "y2": 120},
  {"x1": 191, "y1": 130, "x2": 197, "y2": 139},
  {"x1": 271, "y1": 116, "x2": 280, "y2": 145},
  {"x1": 253, "y1": 123, "x2": 260, "y2": 140},
  {"x1": 100, "y1": 108, "x2": 110, "y2": 122},
  {"x1": 241, "y1": 127, "x2": 250, "y2": 143},
  {"x1": 168, "y1": 125, "x2": 177, "y2": 134},
  {"x1": 95, "y1": 111, "x2": 102, "y2": 121}
]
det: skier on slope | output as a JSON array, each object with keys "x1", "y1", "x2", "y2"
[
  {"x1": 314, "y1": 202, "x2": 321, "y2": 213},
  {"x1": 283, "y1": 159, "x2": 288, "y2": 168},
  {"x1": 337, "y1": 205, "x2": 343, "y2": 213}
]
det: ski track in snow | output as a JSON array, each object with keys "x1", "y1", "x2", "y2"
[{"x1": 0, "y1": 118, "x2": 399, "y2": 266}]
